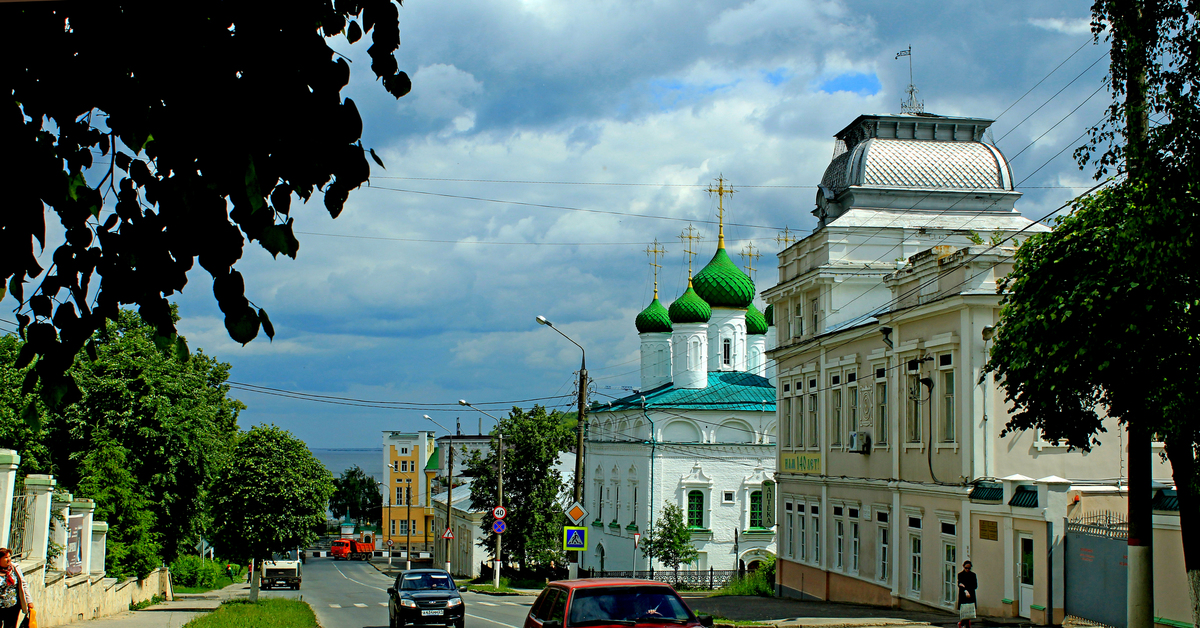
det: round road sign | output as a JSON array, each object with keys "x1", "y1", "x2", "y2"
[
  {"x1": 492, "y1": 520, "x2": 507, "y2": 534},
  {"x1": 386, "y1": 539, "x2": 394, "y2": 548},
  {"x1": 493, "y1": 506, "x2": 507, "y2": 520}
]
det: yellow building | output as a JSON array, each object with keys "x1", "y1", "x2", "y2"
[{"x1": 382, "y1": 431, "x2": 440, "y2": 555}]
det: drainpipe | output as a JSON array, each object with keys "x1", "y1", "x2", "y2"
[{"x1": 641, "y1": 396, "x2": 655, "y2": 572}]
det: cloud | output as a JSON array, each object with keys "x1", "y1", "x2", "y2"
[{"x1": 1028, "y1": 17, "x2": 1093, "y2": 35}]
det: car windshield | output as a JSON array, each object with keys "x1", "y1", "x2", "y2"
[
  {"x1": 568, "y1": 586, "x2": 694, "y2": 626},
  {"x1": 401, "y1": 572, "x2": 455, "y2": 590}
]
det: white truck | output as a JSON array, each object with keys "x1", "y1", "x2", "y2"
[{"x1": 260, "y1": 552, "x2": 302, "y2": 590}]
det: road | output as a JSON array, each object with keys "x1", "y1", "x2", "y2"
[{"x1": 258, "y1": 557, "x2": 533, "y2": 628}]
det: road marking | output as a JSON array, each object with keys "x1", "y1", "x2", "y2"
[
  {"x1": 332, "y1": 562, "x2": 389, "y2": 592},
  {"x1": 467, "y1": 613, "x2": 522, "y2": 628},
  {"x1": 380, "y1": 602, "x2": 389, "y2": 606},
  {"x1": 354, "y1": 603, "x2": 369, "y2": 608},
  {"x1": 478, "y1": 601, "x2": 498, "y2": 606},
  {"x1": 329, "y1": 604, "x2": 342, "y2": 608}
]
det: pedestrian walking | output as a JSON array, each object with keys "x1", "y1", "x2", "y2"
[
  {"x1": 0, "y1": 549, "x2": 33, "y2": 628},
  {"x1": 957, "y1": 560, "x2": 977, "y2": 628}
]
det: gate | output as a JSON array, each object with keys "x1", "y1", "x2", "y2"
[{"x1": 1065, "y1": 511, "x2": 1128, "y2": 628}]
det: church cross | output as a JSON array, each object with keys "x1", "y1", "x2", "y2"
[
  {"x1": 645, "y1": 239, "x2": 667, "y2": 299},
  {"x1": 776, "y1": 226, "x2": 798, "y2": 250},
  {"x1": 705, "y1": 176, "x2": 736, "y2": 249},
  {"x1": 739, "y1": 242, "x2": 761, "y2": 281},
  {"x1": 679, "y1": 225, "x2": 703, "y2": 278}
]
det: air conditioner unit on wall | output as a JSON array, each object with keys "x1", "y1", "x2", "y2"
[{"x1": 848, "y1": 431, "x2": 871, "y2": 454}]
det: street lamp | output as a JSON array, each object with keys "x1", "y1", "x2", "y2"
[
  {"x1": 424, "y1": 414, "x2": 455, "y2": 574},
  {"x1": 536, "y1": 314, "x2": 587, "y2": 580},
  {"x1": 460, "y1": 399, "x2": 505, "y2": 589}
]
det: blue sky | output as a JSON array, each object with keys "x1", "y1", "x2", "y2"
[{"x1": 4, "y1": 0, "x2": 1108, "y2": 448}]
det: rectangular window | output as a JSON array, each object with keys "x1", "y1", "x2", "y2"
[
  {"x1": 879, "y1": 527, "x2": 890, "y2": 582},
  {"x1": 907, "y1": 373, "x2": 922, "y2": 443},
  {"x1": 910, "y1": 535, "x2": 922, "y2": 593},
  {"x1": 835, "y1": 520, "x2": 844, "y2": 570},
  {"x1": 943, "y1": 543, "x2": 957, "y2": 604},
  {"x1": 687, "y1": 491, "x2": 704, "y2": 528},
  {"x1": 785, "y1": 505, "x2": 794, "y2": 558},
  {"x1": 808, "y1": 394, "x2": 819, "y2": 447},
  {"x1": 782, "y1": 307, "x2": 791, "y2": 340},
  {"x1": 795, "y1": 303, "x2": 803, "y2": 337},
  {"x1": 398, "y1": 519, "x2": 409, "y2": 536},
  {"x1": 941, "y1": 371, "x2": 955, "y2": 442},
  {"x1": 876, "y1": 381, "x2": 889, "y2": 445},
  {"x1": 794, "y1": 395, "x2": 803, "y2": 449},
  {"x1": 941, "y1": 521, "x2": 956, "y2": 536},
  {"x1": 799, "y1": 514, "x2": 808, "y2": 562},
  {"x1": 396, "y1": 486, "x2": 402, "y2": 505},
  {"x1": 811, "y1": 298, "x2": 819, "y2": 333},
  {"x1": 390, "y1": 519, "x2": 396, "y2": 535},
  {"x1": 812, "y1": 514, "x2": 821, "y2": 564},
  {"x1": 849, "y1": 386, "x2": 858, "y2": 432},
  {"x1": 782, "y1": 397, "x2": 792, "y2": 448},
  {"x1": 851, "y1": 522, "x2": 860, "y2": 573},
  {"x1": 750, "y1": 491, "x2": 764, "y2": 529},
  {"x1": 832, "y1": 389, "x2": 842, "y2": 446},
  {"x1": 723, "y1": 491, "x2": 735, "y2": 503}
]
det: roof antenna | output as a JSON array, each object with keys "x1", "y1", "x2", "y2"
[{"x1": 895, "y1": 46, "x2": 924, "y2": 114}]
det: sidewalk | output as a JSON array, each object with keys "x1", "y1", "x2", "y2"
[
  {"x1": 684, "y1": 595, "x2": 1033, "y2": 628},
  {"x1": 79, "y1": 581, "x2": 250, "y2": 628}
]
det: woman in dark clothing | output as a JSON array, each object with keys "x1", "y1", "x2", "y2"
[{"x1": 958, "y1": 560, "x2": 978, "y2": 628}]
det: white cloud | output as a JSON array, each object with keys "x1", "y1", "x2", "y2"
[{"x1": 1028, "y1": 17, "x2": 1093, "y2": 35}]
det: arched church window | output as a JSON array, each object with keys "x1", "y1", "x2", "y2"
[{"x1": 722, "y1": 338, "x2": 732, "y2": 366}]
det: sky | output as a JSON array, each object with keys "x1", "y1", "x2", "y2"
[{"x1": 2, "y1": 0, "x2": 1114, "y2": 448}]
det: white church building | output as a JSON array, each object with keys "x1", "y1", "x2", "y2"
[{"x1": 582, "y1": 210, "x2": 778, "y2": 576}]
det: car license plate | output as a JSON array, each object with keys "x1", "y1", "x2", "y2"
[{"x1": 421, "y1": 610, "x2": 444, "y2": 616}]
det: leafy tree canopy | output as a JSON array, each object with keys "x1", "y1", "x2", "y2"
[
  {"x1": 330, "y1": 465, "x2": 382, "y2": 525},
  {"x1": 640, "y1": 502, "x2": 698, "y2": 571},
  {"x1": 1, "y1": 0, "x2": 410, "y2": 412},
  {"x1": 465, "y1": 406, "x2": 574, "y2": 571}
]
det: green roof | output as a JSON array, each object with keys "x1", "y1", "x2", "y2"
[
  {"x1": 594, "y1": 371, "x2": 776, "y2": 413},
  {"x1": 692, "y1": 247, "x2": 755, "y2": 308},
  {"x1": 669, "y1": 281, "x2": 711, "y2": 324},
  {"x1": 635, "y1": 297, "x2": 673, "y2": 333},
  {"x1": 969, "y1": 482, "x2": 1003, "y2": 502},
  {"x1": 425, "y1": 448, "x2": 440, "y2": 471},
  {"x1": 1009, "y1": 485, "x2": 1039, "y2": 508},
  {"x1": 746, "y1": 303, "x2": 767, "y2": 335},
  {"x1": 763, "y1": 304, "x2": 774, "y2": 327}
]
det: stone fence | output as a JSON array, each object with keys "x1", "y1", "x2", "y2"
[{"x1": 0, "y1": 449, "x2": 173, "y2": 626}]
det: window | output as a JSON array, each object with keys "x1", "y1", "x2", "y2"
[
  {"x1": 391, "y1": 519, "x2": 396, "y2": 535},
  {"x1": 723, "y1": 491, "x2": 735, "y2": 503},
  {"x1": 401, "y1": 460, "x2": 409, "y2": 472},
  {"x1": 396, "y1": 486, "x2": 403, "y2": 505},
  {"x1": 794, "y1": 303, "x2": 804, "y2": 337},
  {"x1": 795, "y1": 395, "x2": 804, "y2": 449},
  {"x1": 811, "y1": 297, "x2": 819, "y2": 333},
  {"x1": 876, "y1": 381, "x2": 889, "y2": 445},
  {"x1": 687, "y1": 491, "x2": 704, "y2": 528},
  {"x1": 832, "y1": 389, "x2": 842, "y2": 446},
  {"x1": 633, "y1": 487, "x2": 639, "y2": 523},
  {"x1": 398, "y1": 519, "x2": 409, "y2": 536},
  {"x1": 722, "y1": 338, "x2": 732, "y2": 366},
  {"x1": 910, "y1": 535, "x2": 922, "y2": 593},
  {"x1": 782, "y1": 398, "x2": 792, "y2": 448},
  {"x1": 689, "y1": 338, "x2": 701, "y2": 369},
  {"x1": 849, "y1": 385, "x2": 858, "y2": 432},
  {"x1": 879, "y1": 526, "x2": 890, "y2": 582},
  {"x1": 785, "y1": 503, "x2": 794, "y2": 558},
  {"x1": 851, "y1": 522, "x2": 860, "y2": 573},
  {"x1": 941, "y1": 371, "x2": 955, "y2": 442},
  {"x1": 942, "y1": 543, "x2": 957, "y2": 604},
  {"x1": 750, "y1": 491, "x2": 764, "y2": 528},
  {"x1": 808, "y1": 393, "x2": 819, "y2": 447},
  {"x1": 941, "y1": 521, "x2": 956, "y2": 536},
  {"x1": 812, "y1": 509, "x2": 821, "y2": 564},
  {"x1": 615, "y1": 485, "x2": 621, "y2": 521},
  {"x1": 835, "y1": 520, "x2": 844, "y2": 570},
  {"x1": 401, "y1": 447, "x2": 409, "y2": 454},
  {"x1": 906, "y1": 373, "x2": 922, "y2": 443},
  {"x1": 798, "y1": 510, "x2": 807, "y2": 561}
]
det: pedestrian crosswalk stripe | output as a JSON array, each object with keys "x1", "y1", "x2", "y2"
[
  {"x1": 354, "y1": 603, "x2": 368, "y2": 608},
  {"x1": 479, "y1": 601, "x2": 498, "y2": 606},
  {"x1": 329, "y1": 604, "x2": 342, "y2": 608}
]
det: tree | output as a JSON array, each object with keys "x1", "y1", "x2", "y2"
[
  {"x1": 75, "y1": 440, "x2": 160, "y2": 580},
  {"x1": 640, "y1": 503, "x2": 698, "y2": 573},
  {"x1": 465, "y1": 406, "x2": 574, "y2": 572},
  {"x1": 987, "y1": 1, "x2": 1200, "y2": 623},
  {"x1": 210, "y1": 425, "x2": 334, "y2": 602},
  {"x1": 1, "y1": 0, "x2": 411, "y2": 411},
  {"x1": 330, "y1": 465, "x2": 382, "y2": 525}
]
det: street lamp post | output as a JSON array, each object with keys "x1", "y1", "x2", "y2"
[
  {"x1": 424, "y1": 414, "x2": 455, "y2": 574},
  {"x1": 460, "y1": 400, "x2": 504, "y2": 589},
  {"x1": 536, "y1": 315, "x2": 587, "y2": 580}
]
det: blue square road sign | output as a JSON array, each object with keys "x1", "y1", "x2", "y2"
[{"x1": 563, "y1": 526, "x2": 588, "y2": 551}]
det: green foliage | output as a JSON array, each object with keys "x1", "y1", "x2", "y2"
[
  {"x1": 464, "y1": 406, "x2": 574, "y2": 571},
  {"x1": 0, "y1": 0, "x2": 411, "y2": 410},
  {"x1": 641, "y1": 503, "x2": 699, "y2": 571},
  {"x1": 181, "y1": 598, "x2": 320, "y2": 628},
  {"x1": 711, "y1": 557, "x2": 775, "y2": 597},
  {"x1": 0, "y1": 336, "x2": 52, "y2": 473},
  {"x1": 209, "y1": 425, "x2": 334, "y2": 566},
  {"x1": 130, "y1": 594, "x2": 166, "y2": 611},
  {"x1": 966, "y1": 231, "x2": 984, "y2": 245},
  {"x1": 77, "y1": 441, "x2": 160, "y2": 579},
  {"x1": 170, "y1": 555, "x2": 225, "y2": 589},
  {"x1": 330, "y1": 465, "x2": 382, "y2": 525}
]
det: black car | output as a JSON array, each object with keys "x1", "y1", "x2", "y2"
[{"x1": 388, "y1": 569, "x2": 468, "y2": 628}]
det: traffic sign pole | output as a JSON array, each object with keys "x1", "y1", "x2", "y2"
[{"x1": 495, "y1": 433, "x2": 503, "y2": 590}]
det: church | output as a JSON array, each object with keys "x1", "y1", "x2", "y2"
[{"x1": 582, "y1": 186, "x2": 778, "y2": 577}]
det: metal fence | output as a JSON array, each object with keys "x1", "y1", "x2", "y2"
[
  {"x1": 8, "y1": 494, "x2": 36, "y2": 558},
  {"x1": 1065, "y1": 510, "x2": 1128, "y2": 628},
  {"x1": 583, "y1": 568, "x2": 740, "y2": 590},
  {"x1": 1065, "y1": 510, "x2": 1128, "y2": 539}
]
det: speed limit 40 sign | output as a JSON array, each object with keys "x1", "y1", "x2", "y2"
[{"x1": 493, "y1": 506, "x2": 507, "y2": 520}]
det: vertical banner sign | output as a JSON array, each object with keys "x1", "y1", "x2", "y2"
[
  {"x1": 762, "y1": 480, "x2": 776, "y2": 528},
  {"x1": 66, "y1": 514, "x2": 84, "y2": 575}
]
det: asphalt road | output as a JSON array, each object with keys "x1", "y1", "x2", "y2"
[{"x1": 258, "y1": 558, "x2": 534, "y2": 628}]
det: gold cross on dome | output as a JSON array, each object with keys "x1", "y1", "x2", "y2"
[
  {"x1": 776, "y1": 226, "x2": 798, "y2": 250},
  {"x1": 679, "y1": 225, "x2": 703, "y2": 279},
  {"x1": 645, "y1": 239, "x2": 667, "y2": 299},
  {"x1": 739, "y1": 242, "x2": 761, "y2": 281},
  {"x1": 705, "y1": 176, "x2": 736, "y2": 249}
]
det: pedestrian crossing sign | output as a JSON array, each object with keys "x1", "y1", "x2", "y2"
[{"x1": 563, "y1": 526, "x2": 588, "y2": 551}]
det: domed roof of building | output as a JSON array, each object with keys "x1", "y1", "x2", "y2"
[
  {"x1": 746, "y1": 303, "x2": 767, "y2": 335},
  {"x1": 763, "y1": 304, "x2": 774, "y2": 327},
  {"x1": 820, "y1": 138, "x2": 1014, "y2": 197},
  {"x1": 635, "y1": 297, "x2": 673, "y2": 334},
  {"x1": 669, "y1": 280, "x2": 712, "y2": 324},
  {"x1": 692, "y1": 247, "x2": 755, "y2": 308}
]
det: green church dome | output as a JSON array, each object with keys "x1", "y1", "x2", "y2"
[
  {"x1": 692, "y1": 247, "x2": 755, "y2": 308},
  {"x1": 669, "y1": 280, "x2": 712, "y2": 324},
  {"x1": 763, "y1": 304, "x2": 774, "y2": 327},
  {"x1": 636, "y1": 297, "x2": 673, "y2": 333},
  {"x1": 746, "y1": 303, "x2": 768, "y2": 335}
]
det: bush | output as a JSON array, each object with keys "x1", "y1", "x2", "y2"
[{"x1": 170, "y1": 555, "x2": 224, "y2": 588}]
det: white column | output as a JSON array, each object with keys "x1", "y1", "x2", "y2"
[
  {"x1": 70, "y1": 498, "x2": 96, "y2": 576},
  {"x1": 51, "y1": 491, "x2": 72, "y2": 570},
  {"x1": 26, "y1": 474, "x2": 56, "y2": 562},
  {"x1": 0, "y1": 450, "x2": 20, "y2": 544},
  {"x1": 90, "y1": 521, "x2": 108, "y2": 574}
]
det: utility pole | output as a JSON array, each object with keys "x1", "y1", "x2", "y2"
[
  {"x1": 446, "y1": 437, "x2": 453, "y2": 574},
  {"x1": 405, "y1": 478, "x2": 412, "y2": 570},
  {"x1": 495, "y1": 433, "x2": 504, "y2": 589},
  {"x1": 572, "y1": 358, "x2": 587, "y2": 579}
]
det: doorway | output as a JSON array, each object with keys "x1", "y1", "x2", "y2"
[{"x1": 1017, "y1": 534, "x2": 1034, "y2": 618}]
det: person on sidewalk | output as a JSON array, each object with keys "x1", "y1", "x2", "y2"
[
  {"x1": 0, "y1": 549, "x2": 33, "y2": 628},
  {"x1": 957, "y1": 560, "x2": 977, "y2": 628}
]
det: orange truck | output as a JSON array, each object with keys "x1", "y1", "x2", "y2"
[{"x1": 330, "y1": 533, "x2": 376, "y2": 561}]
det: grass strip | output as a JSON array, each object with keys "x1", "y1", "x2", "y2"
[{"x1": 182, "y1": 598, "x2": 318, "y2": 628}]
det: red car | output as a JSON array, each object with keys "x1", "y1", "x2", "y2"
[{"x1": 524, "y1": 579, "x2": 714, "y2": 628}]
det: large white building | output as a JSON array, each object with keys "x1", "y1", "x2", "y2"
[{"x1": 583, "y1": 215, "x2": 777, "y2": 575}]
